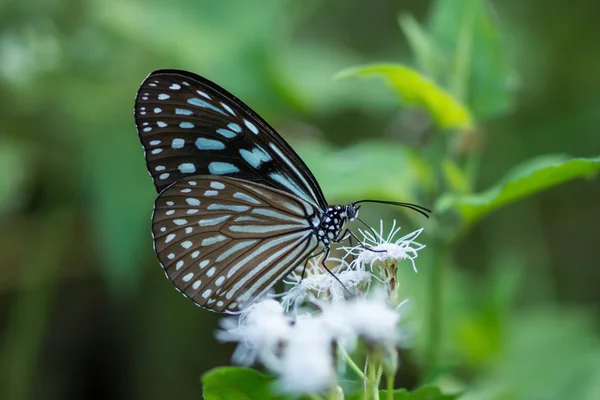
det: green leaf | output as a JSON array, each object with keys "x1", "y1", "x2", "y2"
[
  {"x1": 337, "y1": 64, "x2": 473, "y2": 130},
  {"x1": 428, "y1": 0, "x2": 513, "y2": 118},
  {"x1": 398, "y1": 14, "x2": 442, "y2": 79},
  {"x1": 202, "y1": 367, "x2": 285, "y2": 400},
  {"x1": 348, "y1": 385, "x2": 458, "y2": 400},
  {"x1": 295, "y1": 140, "x2": 434, "y2": 204},
  {"x1": 436, "y1": 154, "x2": 600, "y2": 225}
]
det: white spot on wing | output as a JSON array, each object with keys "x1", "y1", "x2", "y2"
[{"x1": 244, "y1": 119, "x2": 259, "y2": 134}]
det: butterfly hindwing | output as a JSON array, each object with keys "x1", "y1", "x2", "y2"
[
  {"x1": 152, "y1": 175, "x2": 320, "y2": 312},
  {"x1": 134, "y1": 69, "x2": 327, "y2": 208}
]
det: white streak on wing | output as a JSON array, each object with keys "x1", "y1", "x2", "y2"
[
  {"x1": 198, "y1": 215, "x2": 230, "y2": 227},
  {"x1": 242, "y1": 184, "x2": 307, "y2": 216},
  {"x1": 269, "y1": 143, "x2": 320, "y2": 207},
  {"x1": 215, "y1": 240, "x2": 258, "y2": 262},
  {"x1": 269, "y1": 173, "x2": 314, "y2": 206},
  {"x1": 246, "y1": 236, "x2": 319, "y2": 302},
  {"x1": 225, "y1": 231, "x2": 306, "y2": 280},
  {"x1": 207, "y1": 204, "x2": 249, "y2": 212},
  {"x1": 227, "y1": 233, "x2": 311, "y2": 299},
  {"x1": 232, "y1": 192, "x2": 261, "y2": 205},
  {"x1": 228, "y1": 224, "x2": 303, "y2": 234},
  {"x1": 252, "y1": 208, "x2": 309, "y2": 225},
  {"x1": 210, "y1": 182, "x2": 225, "y2": 190},
  {"x1": 201, "y1": 235, "x2": 227, "y2": 246},
  {"x1": 233, "y1": 216, "x2": 263, "y2": 223},
  {"x1": 239, "y1": 237, "x2": 318, "y2": 303}
]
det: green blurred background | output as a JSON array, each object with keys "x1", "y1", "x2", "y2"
[{"x1": 1, "y1": 0, "x2": 599, "y2": 399}]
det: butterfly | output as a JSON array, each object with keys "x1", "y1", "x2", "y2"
[{"x1": 134, "y1": 69, "x2": 430, "y2": 313}]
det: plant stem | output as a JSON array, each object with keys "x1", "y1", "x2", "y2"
[
  {"x1": 339, "y1": 345, "x2": 366, "y2": 381},
  {"x1": 386, "y1": 372, "x2": 394, "y2": 400},
  {"x1": 424, "y1": 240, "x2": 449, "y2": 378}
]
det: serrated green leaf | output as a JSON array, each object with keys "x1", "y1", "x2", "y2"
[
  {"x1": 347, "y1": 385, "x2": 458, "y2": 400},
  {"x1": 337, "y1": 64, "x2": 473, "y2": 130},
  {"x1": 436, "y1": 154, "x2": 600, "y2": 225},
  {"x1": 202, "y1": 367, "x2": 285, "y2": 400}
]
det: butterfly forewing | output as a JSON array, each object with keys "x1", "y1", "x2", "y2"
[
  {"x1": 152, "y1": 175, "x2": 320, "y2": 312},
  {"x1": 134, "y1": 69, "x2": 327, "y2": 209}
]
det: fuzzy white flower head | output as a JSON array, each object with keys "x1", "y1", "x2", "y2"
[
  {"x1": 276, "y1": 315, "x2": 336, "y2": 395},
  {"x1": 345, "y1": 220, "x2": 425, "y2": 273},
  {"x1": 327, "y1": 293, "x2": 403, "y2": 348},
  {"x1": 278, "y1": 256, "x2": 372, "y2": 312},
  {"x1": 215, "y1": 299, "x2": 291, "y2": 368}
]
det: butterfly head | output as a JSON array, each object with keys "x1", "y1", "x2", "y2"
[{"x1": 345, "y1": 204, "x2": 360, "y2": 221}]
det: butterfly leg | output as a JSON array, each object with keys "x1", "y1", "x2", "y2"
[
  {"x1": 319, "y1": 248, "x2": 353, "y2": 296},
  {"x1": 301, "y1": 250, "x2": 324, "y2": 280}
]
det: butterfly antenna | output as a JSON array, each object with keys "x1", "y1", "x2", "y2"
[{"x1": 353, "y1": 199, "x2": 431, "y2": 218}]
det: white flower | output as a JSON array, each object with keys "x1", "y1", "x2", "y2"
[
  {"x1": 344, "y1": 220, "x2": 425, "y2": 273},
  {"x1": 322, "y1": 293, "x2": 403, "y2": 349},
  {"x1": 215, "y1": 299, "x2": 291, "y2": 368},
  {"x1": 278, "y1": 256, "x2": 372, "y2": 312},
  {"x1": 276, "y1": 315, "x2": 336, "y2": 395}
]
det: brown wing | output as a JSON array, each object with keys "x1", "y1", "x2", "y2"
[{"x1": 152, "y1": 175, "x2": 321, "y2": 312}]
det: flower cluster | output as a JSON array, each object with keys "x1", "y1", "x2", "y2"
[{"x1": 216, "y1": 221, "x2": 425, "y2": 396}]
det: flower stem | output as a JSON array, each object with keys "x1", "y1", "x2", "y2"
[
  {"x1": 386, "y1": 372, "x2": 394, "y2": 400},
  {"x1": 339, "y1": 345, "x2": 366, "y2": 381},
  {"x1": 425, "y1": 240, "x2": 449, "y2": 378}
]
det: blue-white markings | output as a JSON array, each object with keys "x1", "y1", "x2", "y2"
[
  {"x1": 244, "y1": 119, "x2": 259, "y2": 134},
  {"x1": 158, "y1": 94, "x2": 170, "y2": 100},
  {"x1": 195, "y1": 138, "x2": 225, "y2": 150},
  {"x1": 216, "y1": 128, "x2": 237, "y2": 138},
  {"x1": 179, "y1": 122, "x2": 194, "y2": 129},
  {"x1": 157, "y1": 122, "x2": 167, "y2": 128},
  {"x1": 198, "y1": 215, "x2": 230, "y2": 227},
  {"x1": 187, "y1": 98, "x2": 226, "y2": 115},
  {"x1": 240, "y1": 146, "x2": 271, "y2": 169},
  {"x1": 227, "y1": 122, "x2": 242, "y2": 133},
  {"x1": 196, "y1": 90, "x2": 211, "y2": 99},
  {"x1": 176, "y1": 108, "x2": 193, "y2": 115},
  {"x1": 186, "y1": 198, "x2": 201, "y2": 206},
  {"x1": 233, "y1": 192, "x2": 261, "y2": 204},
  {"x1": 201, "y1": 235, "x2": 227, "y2": 246},
  {"x1": 221, "y1": 102, "x2": 235, "y2": 115},
  {"x1": 172, "y1": 138, "x2": 185, "y2": 149},
  {"x1": 207, "y1": 204, "x2": 249, "y2": 212},
  {"x1": 269, "y1": 172, "x2": 312, "y2": 204},
  {"x1": 179, "y1": 163, "x2": 196, "y2": 173},
  {"x1": 208, "y1": 162, "x2": 239, "y2": 175}
]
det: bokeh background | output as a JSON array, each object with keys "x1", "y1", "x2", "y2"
[{"x1": 1, "y1": 0, "x2": 599, "y2": 399}]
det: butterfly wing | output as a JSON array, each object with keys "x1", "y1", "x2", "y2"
[
  {"x1": 152, "y1": 175, "x2": 320, "y2": 312},
  {"x1": 134, "y1": 69, "x2": 327, "y2": 209}
]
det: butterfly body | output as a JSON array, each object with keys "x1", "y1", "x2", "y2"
[{"x1": 134, "y1": 70, "x2": 370, "y2": 313}]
